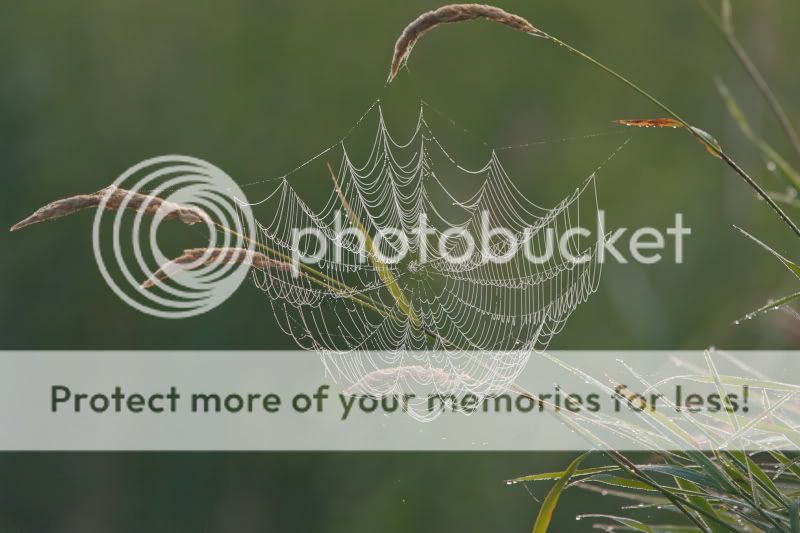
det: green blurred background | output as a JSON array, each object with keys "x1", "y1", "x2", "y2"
[{"x1": 1, "y1": 1, "x2": 799, "y2": 531}]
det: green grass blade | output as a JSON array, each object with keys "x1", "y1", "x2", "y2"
[
  {"x1": 579, "y1": 482, "x2": 669, "y2": 506},
  {"x1": 579, "y1": 515, "x2": 657, "y2": 532},
  {"x1": 640, "y1": 464, "x2": 724, "y2": 492},
  {"x1": 715, "y1": 77, "x2": 800, "y2": 190},
  {"x1": 579, "y1": 474, "x2": 658, "y2": 492},
  {"x1": 681, "y1": 374, "x2": 800, "y2": 393},
  {"x1": 702, "y1": 353, "x2": 761, "y2": 505},
  {"x1": 531, "y1": 452, "x2": 587, "y2": 533},
  {"x1": 327, "y1": 162, "x2": 419, "y2": 326},
  {"x1": 508, "y1": 465, "x2": 620, "y2": 483},
  {"x1": 675, "y1": 478, "x2": 730, "y2": 533},
  {"x1": 738, "y1": 291, "x2": 800, "y2": 322},
  {"x1": 735, "y1": 225, "x2": 800, "y2": 280},
  {"x1": 738, "y1": 453, "x2": 790, "y2": 508},
  {"x1": 770, "y1": 452, "x2": 800, "y2": 481}
]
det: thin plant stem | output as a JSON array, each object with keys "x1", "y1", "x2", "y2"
[
  {"x1": 697, "y1": 0, "x2": 800, "y2": 159},
  {"x1": 535, "y1": 30, "x2": 800, "y2": 240},
  {"x1": 211, "y1": 222, "x2": 402, "y2": 323}
]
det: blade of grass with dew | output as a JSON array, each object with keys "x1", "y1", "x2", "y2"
[
  {"x1": 734, "y1": 225, "x2": 800, "y2": 321},
  {"x1": 577, "y1": 515, "x2": 658, "y2": 532},
  {"x1": 581, "y1": 472, "x2": 771, "y2": 531},
  {"x1": 582, "y1": 477, "x2": 751, "y2": 527},
  {"x1": 714, "y1": 77, "x2": 800, "y2": 191},
  {"x1": 531, "y1": 452, "x2": 587, "y2": 533},
  {"x1": 674, "y1": 478, "x2": 729, "y2": 533},
  {"x1": 676, "y1": 374, "x2": 800, "y2": 394},
  {"x1": 716, "y1": 454, "x2": 790, "y2": 523},
  {"x1": 326, "y1": 162, "x2": 420, "y2": 327},
  {"x1": 508, "y1": 464, "x2": 620, "y2": 484},
  {"x1": 640, "y1": 465, "x2": 725, "y2": 493},
  {"x1": 481, "y1": 352, "x2": 724, "y2": 529},
  {"x1": 738, "y1": 291, "x2": 800, "y2": 322},
  {"x1": 735, "y1": 225, "x2": 800, "y2": 280},
  {"x1": 771, "y1": 452, "x2": 800, "y2": 481},
  {"x1": 731, "y1": 452, "x2": 789, "y2": 510},
  {"x1": 717, "y1": 414, "x2": 800, "y2": 448},
  {"x1": 703, "y1": 352, "x2": 761, "y2": 508},
  {"x1": 719, "y1": 392, "x2": 796, "y2": 449},
  {"x1": 579, "y1": 482, "x2": 670, "y2": 507},
  {"x1": 577, "y1": 474, "x2": 658, "y2": 492}
]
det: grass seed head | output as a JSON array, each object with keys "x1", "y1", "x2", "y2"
[
  {"x1": 141, "y1": 247, "x2": 298, "y2": 289},
  {"x1": 10, "y1": 186, "x2": 209, "y2": 232},
  {"x1": 388, "y1": 4, "x2": 539, "y2": 82}
]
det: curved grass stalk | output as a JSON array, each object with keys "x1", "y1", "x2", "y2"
[
  {"x1": 531, "y1": 453, "x2": 588, "y2": 533},
  {"x1": 326, "y1": 162, "x2": 420, "y2": 327},
  {"x1": 388, "y1": 4, "x2": 800, "y2": 239},
  {"x1": 714, "y1": 77, "x2": 800, "y2": 191}
]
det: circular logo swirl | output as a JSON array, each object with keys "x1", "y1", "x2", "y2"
[{"x1": 92, "y1": 155, "x2": 256, "y2": 318}]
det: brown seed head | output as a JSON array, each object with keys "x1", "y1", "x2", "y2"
[
  {"x1": 10, "y1": 186, "x2": 209, "y2": 232},
  {"x1": 388, "y1": 4, "x2": 539, "y2": 82}
]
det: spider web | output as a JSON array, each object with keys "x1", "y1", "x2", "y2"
[{"x1": 243, "y1": 100, "x2": 614, "y2": 419}]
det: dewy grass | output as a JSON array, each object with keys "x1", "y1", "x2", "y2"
[{"x1": 512, "y1": 350, "x2": 800, "y2": 532}]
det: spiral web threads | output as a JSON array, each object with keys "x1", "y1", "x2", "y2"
[{"x1": 247, "y1": 101, "x2": 605, "y2": 419}]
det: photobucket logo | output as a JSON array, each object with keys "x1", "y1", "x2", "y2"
[
  {"x1": 291, "y1": 210, "x2": 691, "y2": 267},
  {"x1": 92, "y1": 155, "x2": 255, "y2": 318}
]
